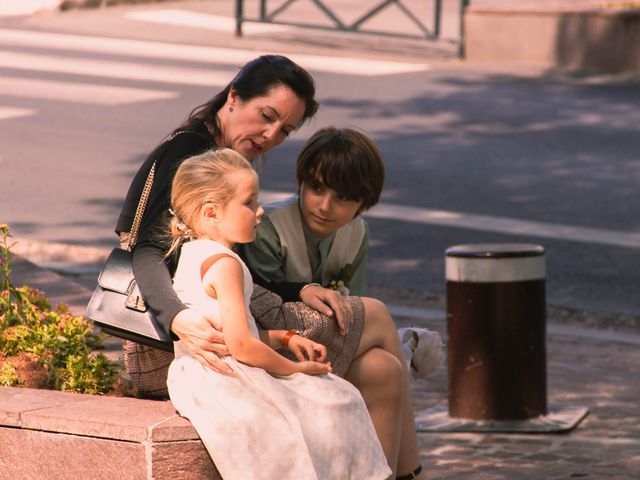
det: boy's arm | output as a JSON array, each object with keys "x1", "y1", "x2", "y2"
[{"x1": 205, "y1": 256, "x2": 329, "y2": 376}]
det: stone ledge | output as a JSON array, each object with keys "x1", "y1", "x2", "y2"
[
  {"x1": 0, "y1": 386, "x2": 221, "y2": 479},
  {"x1": 465, "y1": 3, "x2": 640, "y2": 74}
]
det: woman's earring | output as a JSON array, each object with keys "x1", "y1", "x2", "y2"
[{"x1": 229, "y1": 105, "x2": 233, "y2": 112}]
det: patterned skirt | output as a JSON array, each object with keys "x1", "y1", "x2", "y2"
[{"x1": 249, "y1": 285, "x2": 365, "y2": 378}]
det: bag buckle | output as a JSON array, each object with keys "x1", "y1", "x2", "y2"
[{"x1": 125, "y1": 281, "x2": 148, "y2": 312}]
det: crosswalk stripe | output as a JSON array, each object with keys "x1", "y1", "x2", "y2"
[
  {"x1": 258, "y1": 190, "x2": 640, "y2": 249},
  {"x1": 0, "y1": 27, "x2": 429, "y2": 76},
  {"x1": 125, "y1": 9, "x2": 291, "y2": 35},
  {"x1": 0, "y1": 106, "x2": 36, "y2": 120},
  {"x1": 0, "y1": 50, "x2": 232, "y2": 87},
  {"x1": 0, "y1": 76, "x2": 178, "y2": 105}
]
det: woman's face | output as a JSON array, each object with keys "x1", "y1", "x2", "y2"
[{"x1": 222, "y1": 85, "x2": 307, "y2": 162}]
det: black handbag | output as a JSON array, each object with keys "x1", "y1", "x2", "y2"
[{"x1": 85, "y1": 160, "x2": 173, "y2": 352}]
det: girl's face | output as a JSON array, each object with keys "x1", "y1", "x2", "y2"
[
  {"x1": 222, "y1": 85, "x2": 306, "y2": 162},
  {"x1": 207, "y1": 170, "x2": 263, "y2": 248},
  {"x1": 299, "y1": 176, "x2": 363, "y2": 238}
]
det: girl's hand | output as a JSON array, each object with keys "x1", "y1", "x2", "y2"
[
  {"x1": 296, "y1": 361, "x2": 332, "y2": 376},
  {"x1": 287, "y1": 335, "x2": 327, "y2": 363},
  {"x1": 299, "y1": 285, "x2": 352, "y2": 336}
]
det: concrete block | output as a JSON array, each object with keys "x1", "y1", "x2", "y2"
[
  {"x1": 0, "y1": 387, "x2": 221, "y2": 479},
  {"x1": 465, "y1": 5, "x2": 640, "y2": 74},
  {"x1": 0, "y1": 386, "x2": 89, "y2": 427},
  {"x1": 153, "y1": 440, "x2": 222, "y2": 480},
  {"x1": 0, "y1": 428, "x2": 147, "y2": 480},
  {"x1": 20, "y1": 394, "x2": 178, "y2": 442},
  {"x1": 150, "y1": 411, "x2": 200, "y2": 442}
]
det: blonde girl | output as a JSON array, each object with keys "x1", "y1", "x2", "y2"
[{"x1": 165, "y1": 148, "x2": 392, "y2": 480}]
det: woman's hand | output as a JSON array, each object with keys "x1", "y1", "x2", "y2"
[
  {"x1": 296, "y1": 360, "x2": 332, "y2": 376},
  {"x1": 287, "y1": 335, "x2": 327, "y2": 363},
  {"x1": 171, "y1": 308, "x2": 233, "y2": 374},
  {"x1": 299, "y1": 284, "x2": 352, "y2": 336}
]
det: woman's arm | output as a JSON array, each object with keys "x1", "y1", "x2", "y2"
[
  {"x1": 205, "y1": 256, "x2": 330, "y2": 376},
  {"x1": 132, "y1": 243, "x2": 185, "y2": 336},
  {"x1": 126, "y1": 131, "x2": 231, "y2": 372},
  {"x1": 128, "y1": 131, "x2": 210, "y2": 332}
]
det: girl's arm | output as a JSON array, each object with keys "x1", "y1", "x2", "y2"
[
  {"x1": 127, "y1": 131, "x2": 212, "y2": 334},
  {"x1": 259, "y1": 330, "x2": 327, "y2": 364},
  {"x1": 205, "y1": 255, "x2": 330, "y2": 376}
]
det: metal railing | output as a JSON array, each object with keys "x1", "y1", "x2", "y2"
[{"x1": 235, "y1": 1, "x2": 470, "y2": 56}]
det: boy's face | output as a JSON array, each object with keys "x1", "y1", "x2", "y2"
[{"x1": 299, "y1": 177, "x2": 363, "y2": 238}]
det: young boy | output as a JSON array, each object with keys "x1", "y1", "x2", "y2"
[{"x1": 239, "y1": 126, "x2": 385, "y2": 300}]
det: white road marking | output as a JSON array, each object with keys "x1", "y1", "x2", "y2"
[
  {"x1": 259, "y1": 190, "x2": 640, "y2": 249},
  {"x1": 0, "y1": 50, "x2": 233, "y2": 87},
  {"x1": 0, "y1": 0, "x2": 59, "y2": 17},
  {"x1": 125, "y1": 9, "x2": 291, "y2": 35},
  {"x1": 0, "y1": 28, "x2": 429, "y2": 76},
  {"x1": 0, "y1": 76, "x2": 178, "y2": 105},
  {"x1": 0, "y1": 106, "x2": 36, "y2": 120}
]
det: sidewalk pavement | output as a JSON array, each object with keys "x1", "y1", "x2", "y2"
[{"x1": 7, "y1": 248, "x2": 640, "y2": 479}]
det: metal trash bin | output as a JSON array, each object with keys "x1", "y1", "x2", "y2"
[{"x1": 446, "y1": 243, "x2": 547, "y2": 421}]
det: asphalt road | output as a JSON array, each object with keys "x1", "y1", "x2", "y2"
[{"x1": 1, "y1": 2, "x2": 639, "y2": 317}]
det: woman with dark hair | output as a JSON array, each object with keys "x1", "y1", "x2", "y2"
[
  {"x1": 117, "y1": 55, "x2": 318, "y2": 381},
  {"x1": 116, "y1": 55, "x2": 424, "y2": 479}
]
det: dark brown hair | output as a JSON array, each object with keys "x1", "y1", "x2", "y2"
[
  {"x1": 175, "y1": 55, "x2": 318, "y2": 138},
  {"x1": 296, "y1": 126, "x2": 385, "y2": 212}
]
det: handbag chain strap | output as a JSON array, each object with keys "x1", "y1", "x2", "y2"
[
  {"x1": 126, "y1": 161, "x2": 156, "y2": 251},
  {"x1": 125, "y1": 130, "x2": 186, "y2": 251}
]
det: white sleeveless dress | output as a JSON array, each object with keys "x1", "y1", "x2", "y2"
[{"x1": 167, "y1": 239, "x2": 391, "y2": 480}]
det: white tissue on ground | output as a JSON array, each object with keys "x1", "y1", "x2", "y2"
[{"x1": 397, "y1": 327, "x2": 444, "y2": 379}]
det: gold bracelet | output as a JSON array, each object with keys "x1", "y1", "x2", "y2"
[{"x1": 299, "y1": 282, "x2": 321, "y2": 299}]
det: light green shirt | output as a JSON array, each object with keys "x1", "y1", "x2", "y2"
[{"x1": 240, "y1": 196, "x2": 368, "y2": 296}]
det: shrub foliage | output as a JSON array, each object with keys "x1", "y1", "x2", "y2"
[{"x1": 0, "y1": 224, "x2": 119, "y2": 394}]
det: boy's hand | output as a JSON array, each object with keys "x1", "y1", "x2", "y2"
[
  {"x1": 287, "y1": 335, "x2": 327, "y2": 363},
  {"x1": 299, "y1": 285, "x2": 353, "y2": 336},
  {"x1": 296, "y1": 361, "x2": 332, "y2": 376}
]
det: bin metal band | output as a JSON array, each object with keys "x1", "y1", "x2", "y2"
[{"x1": 446, "y1": 256, "x2": 545, "y2": 283}]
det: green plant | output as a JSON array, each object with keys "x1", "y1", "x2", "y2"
[
  {"x1": 0, "y1": 224, "x2": 119, "y2": 394},
  {"x1": 55, "y1": 353, "x2": 119, "y2": 395},
  {"x1": 0, "y1": 361, "x2": 22, "y2": 387}
]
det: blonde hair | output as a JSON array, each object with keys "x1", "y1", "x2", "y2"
[{"x1": 166, "y1": 148, "x2": 256, "y2": 256}]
